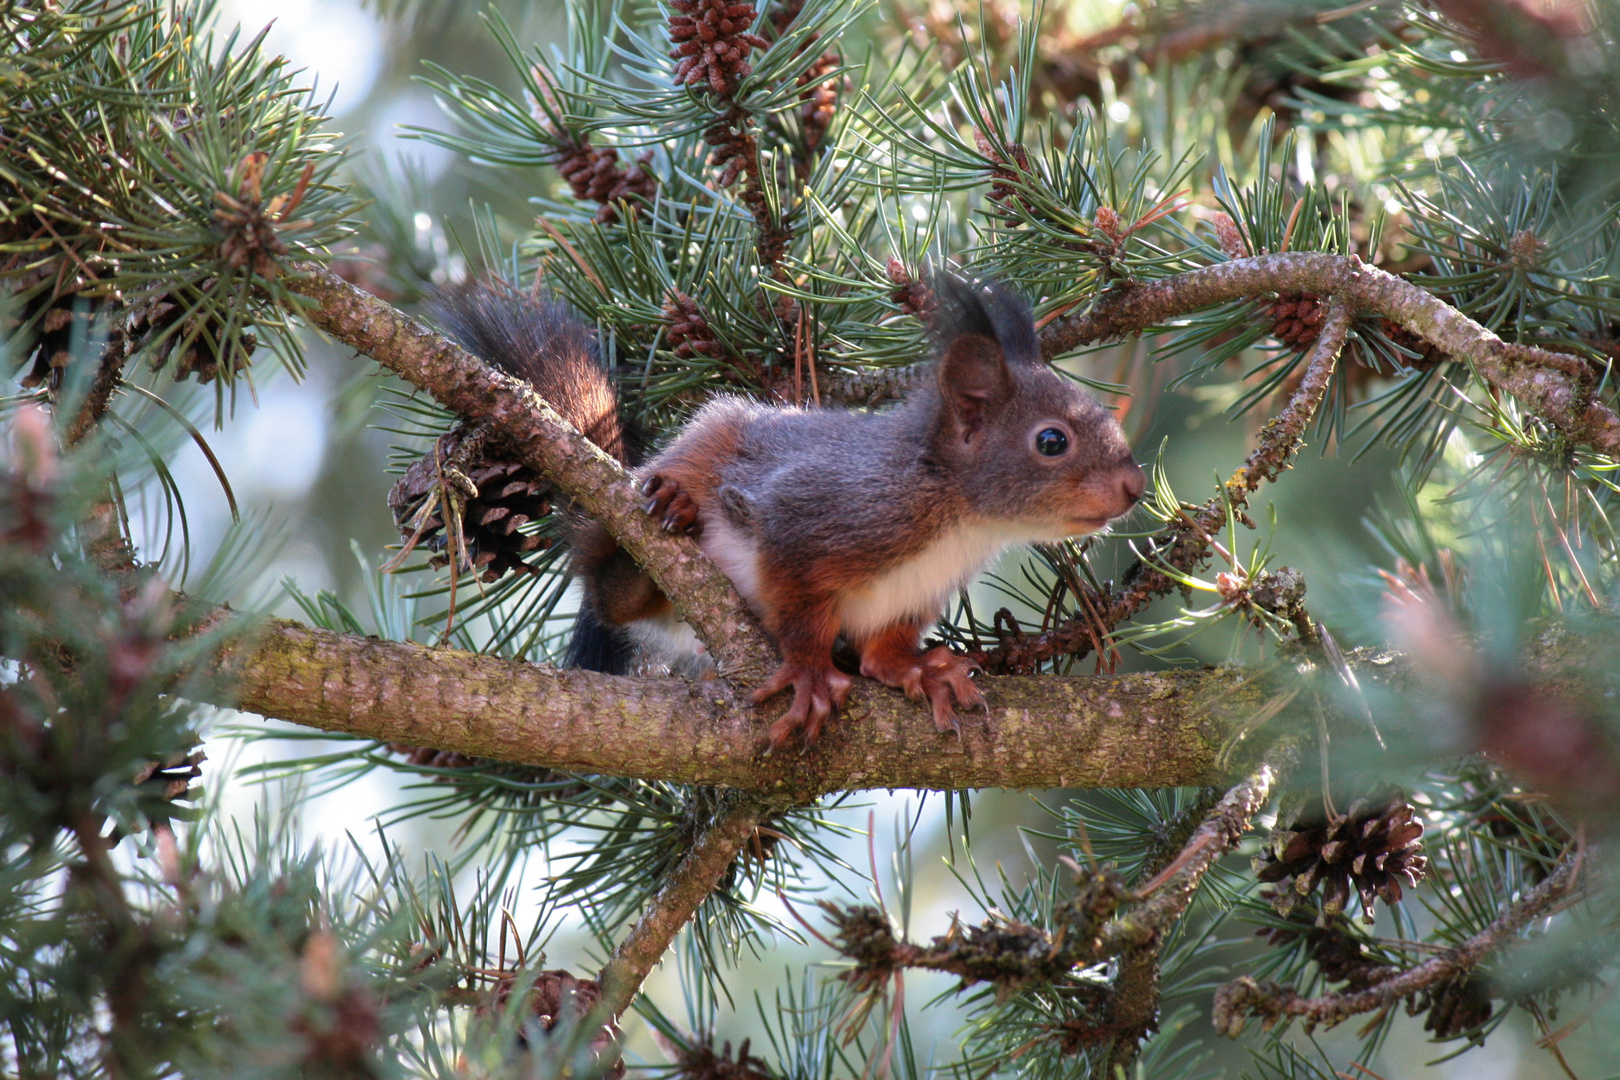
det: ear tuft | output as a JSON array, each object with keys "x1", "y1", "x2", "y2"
[{"x1": 928, "y1": 272, "x2": 1041, "y2": 367}]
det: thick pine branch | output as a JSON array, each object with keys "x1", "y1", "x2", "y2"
[
  {"x1": 207, "y1": 613, "x2": 1335, "y2": 794},
  {"x1": 597, "y1": 792, "x2": 775, "y2": 1015}
]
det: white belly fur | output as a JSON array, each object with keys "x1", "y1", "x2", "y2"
[
  {"x1": 836, "y1": 519, "x2": 1056, "y2": 640},
  {"x1": 632, "y1": 517, "x2": 1065, "y2": 663}
]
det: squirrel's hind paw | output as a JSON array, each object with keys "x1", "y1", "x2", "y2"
[
  {"x1": 641, "y1": 474, "x2": 700, "y2": 534},
  {"x1": 755, "y1": 662, "x2": 853, "y2": 751}
]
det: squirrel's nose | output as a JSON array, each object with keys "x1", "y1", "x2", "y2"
[{"x1": 1119, "y1": 461, "x2": 1146, "y2": 505}]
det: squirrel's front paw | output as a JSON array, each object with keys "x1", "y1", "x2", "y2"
[
  {"x1": 753, "y1": 662, "x2": 853, "y2": 751},
  {"x1": 918, "y1": 647, "x2": 985, "y2": 734},
  {"x1": 861, "y1": 645, "x2": 984, "y2": 735},
  {"x1": 641, "y1": 475, "x2": 700, "y2": 534}
]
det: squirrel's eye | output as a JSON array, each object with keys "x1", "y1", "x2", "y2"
[{"x1": 1035, "y1": 428, "x2": 1069, "y2": 456}]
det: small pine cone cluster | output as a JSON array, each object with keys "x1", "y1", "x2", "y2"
[
  {"x1": 136, "y1": 297, "x2": 257, "y2": 385},
  {"x1": 1374, "y1": 317, "x2": 1441, "y2": 371},
  {"x1": 555, "y1": 143, "x2": 657, "y2": 224},
  {"x1": 1267, "y1": 291, "x2": 1326, "y2": 350},
  {"x1": 214, "y1": 189, "x2": 288, "y2": 277},
  {"x1": 14, "y1": 289, "x2": 103, "y2": 390},
  {"x1": 103, "y1": 740, "x2": 207, "y2": 843},
  {"x1": 973, "y1": 129, "x2": 1031, "y2": 221},
  {"x1": 703, "y1": 113, "x2": 757, "y2": 188},
  {"x1": 1415, "y1": 972, "x2": 1494, "y2": 1041},
  {"x1": 823, "y1": 904, "x2": 902, "y2": 994},
  {"x1": 131, "y1": 743, "x2": 206, "y2": 806},
  {"x1": 886, "y1": 258, "x2": 934, "y2": 319},
  {"x1": 387, "y1": 429, "x2": 554, "y2": 583},
  {"x1": 672, "y1": 1035, "x2": 772, "y2": 1080},
  {"x1": 1254, "y1": 794, "x2": 1428, "y2": 924},
  {"x1": 796, "y1": 50, "x2": 840, "y2": 153},
  {"x1": 663, "y1": 291, "x2": 726, "y2": 359},
  {"x1": 670, "y1": 0, "x2": 768, "y2": 98},
  {"x1": 214, "y1": 153, "x2": 311, "y2": 279}
]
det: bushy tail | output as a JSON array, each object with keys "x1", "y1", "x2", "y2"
[
  {"x1": 430, "y1": 281, "x2": 639, "y2": 675},
  {"x1": 430, "y1": 282, "x2": 635, "y2": 466}
]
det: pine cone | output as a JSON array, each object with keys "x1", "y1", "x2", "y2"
[
  {"x1": 387, "y1": 428, "x2": 554, "y2": 583},
  {"x1": 1413, "y1": 972, "x2": 1493, "y2": 1041},
  {"x1": 1256, "y1": 909, "x2": 1392, "y2": 992},
  {"x1": 108, "y1": 740, "x2": 206, "y2": 843},
  {"x1": 1266, "y1": 291, "x2": 1326, "y2": 350},
  {"x1": 669, "y1": 0, "x2": 769, "y2": 98},
  {"x1": 703, "y1": 113, "x2": 757, "y2": 188},
  {"x1": 483, "y1": 970, "x2": 625, "y2": 1078},
  {"x1": 1373, "y1": 317, "x2": 1441, "y2": 371},
  {"x1": 796, "y1": 50, "x2": 840, "y2": 154},
  {"x1": 1213, "y1": 211, "x2": 1248, "y2": 259},
  {"x1": 672, "y1": 1035, "x2": 772, "y2": 1080},
  {"x1": 554, "y1": 143, "x2": 657, "y2": 224},
  {"x1": 973, "y1": 129, "x2": 1032, "y2": 221},
  {"x1": 1254, "y1": 793, "x2": 1428, "y2": 924}
]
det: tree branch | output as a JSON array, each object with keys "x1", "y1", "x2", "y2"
[
  {"x1": 205, "y1": 611, "x2": 1345, "y2": 796},
  {"x1": 597, "y1": 792, "x2": 774, "y2": 1015},
  {"x1": 1212, "y1": 855, "x2": 1582, "y2": 1037},
  {"x1": 1040, "y1": 253, "x2": 1620, "y2": 456},
  {"x1": 810, "y1": 739, "x2": 1297, "y2": 1016},
  {"x1": 280, "y1": 263, "x2": 777, "y2": 685}
]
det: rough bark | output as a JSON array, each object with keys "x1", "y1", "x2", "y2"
[{"x1": 210, "y1": 614, "x2": 1322, "y2": 797}]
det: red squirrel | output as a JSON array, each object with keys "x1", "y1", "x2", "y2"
[{"x1": 433, "y1": 275, "x2": 1144, "y2": 750}]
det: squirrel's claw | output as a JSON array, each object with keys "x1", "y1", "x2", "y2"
[
  {"x1": 755, "y1": 661, "x2": 853, "y2": 752},
  {"x1": 640, "y1": 473, "x2": 700, "y2": 534},
  {"x1": 862, "y1": 644, "x2": 984, "y2": 737}
]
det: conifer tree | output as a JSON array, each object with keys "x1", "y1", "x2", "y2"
[{"x1": 3, "y1": 0, "x2": 1620, "y2": 1077}]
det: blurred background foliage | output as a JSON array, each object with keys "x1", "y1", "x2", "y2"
[{"x1": 5, "y1": 0, "x2": 1620, "y2": 1077}]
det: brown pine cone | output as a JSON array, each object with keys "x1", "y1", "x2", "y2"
[
  {"x1": 973, "y1": 130, "x2": 1032, "y2": 221},
  {"x1": 1254, "y1": 793, "x2": 1428, "y2": 924},
  {"x1": 669, "y1": 0, "x2": 769, "y2": 98},
  {"x1": 387, "y1": 428, "x2": 554, "y2": 583},
  {"x1": 1256, "y1": 909, "x2": 1392, "y2": 993},
  {"x1": 1413, "y1": 972, "x2": 1493, "y2": 1041},
  {"x1": 554, "y1": 143, "x2": 657, "y2": 224},
  {"x1": 482, "y1": 969, "x2": 625, "y2": 1078},
  {"x1": 886, "y1": 258, "x2": 933, "y2": 319},
  {"x1": 796, "y1": 50, "x2": 840, "y2": 153}
]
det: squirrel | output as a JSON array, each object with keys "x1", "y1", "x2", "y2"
[{"x1": 431, "y1": 274, "x2": 1145, "y2": 751}]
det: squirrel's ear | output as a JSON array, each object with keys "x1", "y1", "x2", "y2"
[{"x1": 937, "y1": 331, "x2": 1013, "y2": 442}]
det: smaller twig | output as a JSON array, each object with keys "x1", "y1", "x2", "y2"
[
  {"x1": 596, "y1": 793, "x2": 775, "y2": 1016},
  {"x1": 1212, "y1": 856, "x2": 1581, "y2": 1036},
  {"x1": 1115, "y1": 737, "x2": 1300, "y2": 940}
]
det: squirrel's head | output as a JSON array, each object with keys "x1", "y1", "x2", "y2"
[{"x1": 927, "y1": 274, "x2": 1144, "y2": 537}]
